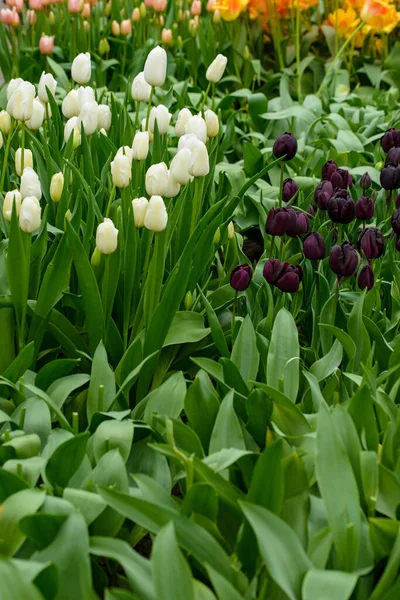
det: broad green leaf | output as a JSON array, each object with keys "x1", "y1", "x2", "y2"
[
  {"x1": 164, "y1": 312, "x2": 210, "y2": 346},
  {"x1": 87, "y1": 341, "x2": 116, "y2": 422},
  {"x1": 310, "y1": 340, "x2": 343, "y2": 382},
  {"x1": 231, "y1": 315, "x2": 259, "y2": 386},
  {"x1": 206, "y1": 566, "x2": 244, "y2": 600},
  {"x1": 63, "y1": 488, "x2": 107, "y2": 526},
  {"x1": 152, "y1": 523, "x2": 194, "y2": 600},
  {"x1": 185, "y1": 370, "x2": 220, "y2": 452},
  {"x1": 267, "y1": 308, "x2": 299, "y2": 402},
  {"x1": 45, "y1": 432, "x2": 90, "y2": 490},
  {"x1": 370, "y1": 530, "x2": 400, "y2": 600},
  {"x1": 302, "y1": 569, "x2": 357, "y2": 600},
  {"x1": 209, "y1": 391, "x2": 246, "y2": 454},
  {"x1": 0, "y1": 489, "x2": 45, "y2": 556},
  {"x1": 0, "y1": 560, "x2": 44, "y2": 600},
  {"x1": 92, "y1": 419, "x2": 134, "y2": 463}
]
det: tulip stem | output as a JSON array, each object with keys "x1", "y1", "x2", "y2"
[
  {"x1": 135, "y1": 101, "x2": 140, "y2": 131},
  {"x1": 279, "y1": 237, "x2": 285, "y2": 261},
  {"x1": 278, "y1": 160, "x2": 285, "y2": 207},
  {"x1": 145, "y1": 87, "x2": 154, "y2": 132},
  {"x1": 105, "y1": 185, "x2": 116, "y2": 218},
  {"x1": 0, "y1": 121, "x2": 15, "y2": 195},
  {"x1": 200, "y1": 81, "x2": 211, "y2": 112},
  {"x1": 232, "y1": 291, "x2": 237, "y2": 334},
  {"x1": 21, "y1": 122, "x2": 26, "y2": 176}
]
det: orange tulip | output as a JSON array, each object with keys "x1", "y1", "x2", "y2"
[{"x1": 360, "y1": 0, "x2": 400, "y2": 33}]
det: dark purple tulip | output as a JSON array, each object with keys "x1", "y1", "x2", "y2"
[
  {"x1": 380, "y1": 128, "x2": 400, "y2": 153},
  {"x1": 327, "y1": 190, "x2": 355, "y2": 224},
  {"x1": 282, "y1": 178, "x2": 298, "y2": 202},
  {"x1": 396, "y1": 194, "x2": 400, "y2": 209},
  {"x1": 392, "y1": 209, "x2": 400, "y2": 234},
  {"x1": 381, "y1": 165, "x2": 400, "y2": 191},
  {"x1": 287, "y1": 211, "x2": 310, "y2": 238},
  {"x1": 230, "y1": 264, "x2": 253, "y2": 291},
  {"x1": 273, "y1": 133, "x2": 297, "y2": 161},
  {"x1": 314, "y1": 180, "x2": 333, "y2": 210},
  {"x1": 265, "y1": 206, "x2": 297, "y2": 237},
  {"x1": 322, "y1": 160, "x2": 338, "y2": 181},
  {"x1": 355, "y1": 196, "x2": 374, "y2": 220},
  {"x1": 385, "y1": 147, "x2": 400, "y2": 167},
  {"x1": 263, "y1": 259, "x2": 286, "y2": 285},
  {"x1": 359, "y1": 227, "x2": 384, "y2": 259},
  {"x1": 307, "y1": 204, "x2": 316, "y2": 216},
  {"x1": 358, "y1": 264, "x2": 374, "y2": 290},
  {"x1": 275, "y1": 264, "x2": 303, "y2": 293},
  {"x1": 329, "y1": 242, "x2": 359, "y2": 278},
  {"x1": 360, "y1": 172, "x2": 371, "y2": 190},
  {"x1": 303, "y1": 232, "x2": 326, "y2": 260},
  {"x1": 330, "y1": 168, "x2": 352, "y2": 190}
]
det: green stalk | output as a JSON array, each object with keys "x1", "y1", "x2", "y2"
[
  {"x1": 20, "y1": 121, "x2": 26, "y2": 175},
  {"x1": 199, "y1": 81, "x2": 211, "y2": 112},
  {"x1": 0, "y1": 121, "x2": 15, "y2": 194},
  {"x1": 190, "y1": 178, "x2": 202, "y2": 233},
  {"x1": 145, "y1": 87, "x2": 154, "y2": 132},
  {"x1": 278, "y1": 160, "x2": 285, "y2": 207}
]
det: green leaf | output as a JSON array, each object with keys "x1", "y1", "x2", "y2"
[
  {"x1": 209, "y1": 391, "x2": 246, "y2": 454},
  {"x1": 164, "y1": 312, "x2": 210, "y2": 346},
  {"x1": 267, "y1": 308, "x2": 299, "y2": 402},
  {"x1": 231, "y1": 315, "x2": 259, "y2": 385},
  {"x1": 253, "y1": 383, "x2": 310, "y2": 436},
  {"x1": 93, "y1": 419, "x2": 134, "y2": 463},
  {"x1": 302, "y1": 569, "x2": 358, "y2": 600},
  {"x1": 87, "y1": 341, "x2": 116, "y2": 422},
  {"x1": 152, "y1": 523, "x2": 195, "y2": 600},
  {"x1": 185, "y1": 370, "x2": 220, "y2": 452},
  {"x1": 0, "y1": 560, "x2": 44, "y2": 600},
  {"x1": 0, "y1": 489, "x2": 46, "y2": 556},
  {"x1": 347, "y1": 293, "x2": 371, "y2": 372},
  {"x1": 45, "y1": 432, "x2": 90, "y2": 490},
  {"x1": 309, "y1": 340, "x2": 343, "y2": 382},
  {"x1": 2, "y1": 342, "x2": 35, "y2": 383},
  {"x1": 206, "y1": 566, "x2": 244, "y2": 600}
]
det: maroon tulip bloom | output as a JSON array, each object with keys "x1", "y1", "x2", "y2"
[
  {"x1": 307, "y1": 204, "x2": 316, "y2": 216},
  {"x1": 286, "y1": 211, "x2": 310, "y2": 238},
  {"x1": 380, "y1": 128, "x2": 400, "y2": 153},
  {"x1": 358, "y1": 264, "x2": 374, "y2": 290},
  {"x1": 329, "y1": 242, "x2": 359, "y2": 278},
  {"x1": 360, "y1": 172, "x2": 371, "y2": 190},
  {"x1": 303, "y1": 232, "x2": 326, "y2": 260},
  {"x1": 282, "y1": 178, "x2": 298, "y2": 202},
  {"x1": 265, "y1": 206, "x2": 297, "y2": 237},
  {"x1": 263, "y1": 258, "x2": 286, "y2": 285},
  {"x1": 381, "y1": 165, "x2": 400, "y2": 190},
  {"x1": 355, "y1": 196, "x2": 374, "y2": 220},
  {"x1": 327, "y1": 190, "x2": 355, "y2": 224},
  {"x1": 330, "y1": 168, "x2": 352, "y2": 189},
  {"x1": 275, "y1": 264, "x2": 303, "y2": 293},
  {"x1": 322, "y1": 160, "x2": 338, "y2": 181},
  {"x1": 392, "y1": 209, "x2": 400, "y2": 234},
  {"x1": 385, "y1": 147, "x2": 400, "y2": 167},
  {"x1": 314, "y1": 180, "x2": 333, "y2": 210},
  {"x1": 359, "y1": 227, "x2": 384, "y2": 259},
  {"x1": 273, "y1": 133, "x2": 297, "y2": 161},
  {"x1": 230, "y1": 264, "x2": 253, "y2": 291}
]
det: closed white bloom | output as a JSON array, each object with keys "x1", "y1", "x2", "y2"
[
  {"x1": 132, "y1": 197, "x2": 148, "y2": 227},
  {"x1": 0, "y1": 111, "x2": 11, "y2": 136},
  {"x1": 205, "y1": 109, "x2": 219, "y2": 138},
  {"x1": 38, "y1": 71, "x2": 57, "y2": 103},
  {"x1": 19, "y1": 196, "x2": 41, "y2": 233},
  {"x1": 170, "y1": 148, "x2": 192, "y2": 185},
  {"x1": 71, "y1": 52, "x2": 91, "y2": 85},
  {"x1": 96, "y1": 218, "x2": 119, "y2": 254},
  {"x1": 50, "y1": 172, "x2": 64, "y2": 203},
  {"x1": 227, "y1": 221, "x2": 235, "y2": 239},
  {"x1": 116, "y1": 145, "x2": 134, "y2": 164},
  {"x1": 7, "y1": 82, "x2": 35, "y2": 121},
  {"x1": 6, "y1": 78, "x2": 23, "y2": 101},
  {"x1": 144, "y1": 195, "x2": 168, "y2": 232},
  {"x1": 62, "y1": 89, "x2": 79, "y2": 118},
  {"x1": 165, "y1": 171, "x2": 181, "y2": 198},
  {"x1": 77, "y1": 86, "x2": 95, "y2": 112},
  {"x1": 178, "y1": 133, "x2": 200, "y2": 153},
  {"x1": 15, "y1": 148, "x2": 33, "y2": 176},
  {"x1": 97, "y1": 104, "x2": 111, "y2": 131},
  {"x1": 111, "y1": 154, "x2": 131, "y2": 188},
  {"x1": 143, "y1": 45, "x2": 167, "y2": 87},
  {"x1": 20, "y1": 167, "x2": 42, "y2": 200},
  {"x1": 132, "y1": 131, "x2": 149, "y2": 161},
  {"x1": 64, "y1": 117, "x2": 81, "y2": 148},
  {"x1": 131, "y1": 72, "x2": 151, "y2": 102},
  {"x1": 185, "y1": 115, "x2": 207, "y2": 143},
  {"x1": 189, "y1": 140, "x2": 209, "y2": 177},
  {"x1": 145, "y1": 162, "x2": 168, "y2": 196},
  {"x1": 141, "y1": 118, "x2": 154, "y2": 142},
  {"x1": 206, "y1": 54, "x2": 228, "y2": 83},
  {"x1": 2, "y1": 189, "x2": 22, "y2": 222},
  {"x1": 79, "y1": 101, "x2": 99, "y2": 135},
  {"x1": 175, "y1": 108, "x2": 192, "y2": 137},
  {"x1": 149, "y1": 104, "x2": 171, "y2": 135},
  {"x1": 26, "y1": 98, "x2": 45, "y2": 131}
]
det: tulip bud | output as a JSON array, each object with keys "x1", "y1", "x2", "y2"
[
  {"x1": 145, "y1": 162, "x2": 168, "y2": 196},
  {"x1": 184, "y1": 291, "x2": 193, "y2": 310},
  {"x1": 380, "y1": 128, "x2": 400, "y2": 153},
  {"x1": 230, "y1": 264, "x2": 252, "y2": 291},
  {"x1": 165, "y1": 171, "x2": 181, "y2": 198},
  {"x1": 329, "y1": 242, "x2": 358, "y2": 278},
  {"x1": 265, "y1": 206, "x2": 296, "y2": 237},
  {"x1": 185, "y1": 115, "x2": 207, "y2": 143},
  {"x1": 104, "y1": 1, "x2": 111, "y2": 15},
  {"x1": 175, "y1": 108, "x2": 192, "y2": 137},
  {"x1": 132, "y1": 131, "x2": 149, "y2": 161},
  {"x1": 227, "y1": 221, "x2": 235, "y2": 239},
  {"x1": 98, "y1": 38, "x2": 110, "y2": 55},
  {"x1": 303, "y1": 232, "x2": 326, "y2": 260},
  {"x1": 96, "y1": 218, "x2": 118, "y2": 254},
  {"x1": 327, "y1": 190, "x2": 355, "y2": 224},
  {"x1": 20, "y1": 167, "x2": 41, "y2": 200},
  {"x1": 314, "y1": 180, "x2": 333, "y2": 210},
  {"x1": 0, "y1": 110, "x2": 11, "y2": 136},
  {"x1": 355, "y1": 196, "x2": 374, "y2": 220},
  {"x1": 385, "y1": 147, "x2": 400, "y2": 167},
  {"x1": 212, "y1": 8, "x2": 221, "y2": 23},
  {"x1": 170, "y1": 148, "x2": 191, "y2": 185},
  {"x1": 120, "y1": 19, "x2": 131, "y2": 35},
  {"x1": 380, "y1": 165, "x2": 400, "y2": 191},
  {"x1": 39, "y1": 35, "x2": 54, "y2": 55},
  {"x1": 275, "y1": 263, "x2": 303, "y2": 293},
  {"x1": 144, "y1": 195, "x2": 168, "y2": 232},
  {"x1": 111, "y1": 154, "x2": 131, "y2": 188},
  {"x1": 26, "y1": 98, "x2": 45, "y2": 131},
  {"x1": 15, "y1": 148, "x2": 33, "y2": 176},
  {"x1": 273, "y1": 132, "x2": 297, "y2": 161},
  {"x1": 132, "y1": 197, "x2": 148, "y2": 227},
  {"x1": 131, "y1": 72, "x2": 152, "y2": 102},
  {"x1": 360, "y1": 172, "x2": 371, "y2": 190},
  {"x1": 141, "y1": 118, "x2": 154, "y2": 142},
  {"x1": 321, "y1": 160, "x2": 337, "y2": 181},
  {"x1": 286, "y1": 211, "x2": 309, "y2": 237},
  {"x1": 144, "y1": 45, "x2": 167, "y2": 87},
  {"x1": 149, "y1": 104, "x2": 172, "y2": 135},
  {"x1": 282, "y1": 178, "x2": 298, "y2": 203},
  {"x1": 358, "y1": 264, "x2": 374, "y2": 290},
  {"x1": 2, "y1": 189, "x2": 22, "y2": 221},
  {"x1": 330, "y1": 168, "x2": 352, "y2": 189},
  {"x1": 38, "y1": 71, "x2": 57, "y2": 103},
  {"x1": 161, "y1": 28, "x2": 172, "y2": 44},
  {"x1": 7, "y1": 81, "x2": 35, "y2": 121},
  {"x1": 204, "y1": 109, "x2": 219, "y2": 138},
  {"x1": 97, "y1": 104, "x2": 111, "y2": 131},
  {"x1": 213, "y1": 227, "x2": 221, "y2": 245},
  {"x1": 358, "y1": 227, "x2": 384, "y2": 259},
  {"x1": 50, "y1": 172, "x2": 64, "y2": 203},
  {"x1": 307, "y1": 204, "x2": 316, "y2": 216},
  {"x1": 64, "y1": 117, "x2": 81, "y2": 148},
  {"x1": 19, "y1": 196, "x2": 41, "y2": 233},
  {"x1": 116, "y1": 145, "x2": 134, "y2": 164},
  {"x1": 263, "y1": 259, "x2": 285, "y2": 285},
  {"x1": 140, "y1": 1, "x2": 146, "y2": 17},
  {"x1": 178, "y1": 133, "x2": 199, "y2": 153},
  {"x1": 71, "y1": 52, "x2": 91, "y2": 85},
  {"x1": 132, "y1": 7, "x2": 140, "y2": 20},
  {"x1": 62, "y1": 89, "x2": 79, "y2": 118},
  {"x1": 79, "y1": 100, "x2": 99, "y2": 135},
  {"x1": 206, "y1": 54, "x2": 228, "y2": 83},
  {"x1": 189, "y1": 140, "x2": 209, "y2": 177}
]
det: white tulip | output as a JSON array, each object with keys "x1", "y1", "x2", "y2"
[
  {"x1": 205, "y1": 109, "x2": 219, "y2": 138},
  {"x1": 149, "y1": 104, "x2": 171, "y2": 135},
  {"x1": 2, "y1": 189, "x2": 22, "y2": 222},
  {"x1": 132, "y1": 131, "x2": 149, "y2": 161},
  {"x1": 206, "y1": 54, "x2": 228, "y2": 83},
  {"x1": 77, "y1": 86, "x2": 95, "y2": 112},
  {"x1": 0, "y1": 111, "x2": 11, "y2": 136},
  {"x1": 38, "y1": 72, "x2": 57, "y2": 103},
  {"x1": 185, "y1": 115, "x2": 207, "y2": 144},
  {"x1": 26, "y1": 98, "x2": 45, "y2": 131},
  {"x1": 97, "y1": 104, "x2": 111, "y2": 131},
  {"x1": 15, "y1": 148, "x2": 33, "y2": 176},
  {"x1": 111, "y1": 154, "x2": 131, "y2": 188},
  {"x1": 145, "y1": 162, "x2": 168, "y2": 196},
  {"x1": 132, "y1": 197, "x2": 148, "y2": 227},
  {"x1": 71, "y1": 52, "x2": 91, "y2": 85},
  {"x1": 20, "y1": 167, "x2": 42, "y2": 200},
  {"x1": 19, "y1": 196, "x2": 41, "y2": 233},
  {"x1": 62, "y1": 89, "x2": 79, "y2": 118},
  {"x1": 143, "y1": 46, "x2": 167, "y2": 87},
  {"x1": 165, "y1": 171, "x2": 181, "y2": 198},
  {"x1": 144, "y1": 195, "x2": 168, "y2": 232},
  {"x1": 227, "y1": 221, "x2": 235, "y2": 239},
  {"x1": 170, "y1": 148, "x2": 192, "y2": 185},
  {"x1": 116, "y1": 146, "x2": 134, "y2": 164},
  {"x1": 141, "y1": 118, "x2": 154, "y2": 142},
  {"x1": 7, "y1": 82, "x2": 35, "y2": 121},
  {"x1": 79, "y1": 101, "x2": 99, "y2": 135},
  {"x1": 64, "y1": 117, "x2": 81, "y2": 148},
  {"x1": 175, "y1": 108, "x2": 192, "y2": 137},
  {"x1": 131, "y1": 72, "x2": 151, "y2": 102},
  {"x1": 178, "y1": 133, "x2": 200, "y2": 153},
  {"x1": 50, "y1": 172, "x2": 64, "y2": 203},
  {"x1": 96, "y1": 218, "x2": 119, "y2": 254},
  {"x1": 189, "y1": 140, "x2": 209, "y2": 177},
  {"x1": 6, "y1": 78, "x2": 23, "y2": 101}
]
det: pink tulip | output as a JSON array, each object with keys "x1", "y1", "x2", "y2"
[
  {"x1": 144, "y1": 0, "x2": 153, "y2": 7},
  {"x1": 26, "y1": 9, "x2": 37, "y2": 23},
  {"x1": 39, "y1": 34, "x2": 54, "y2": 54},
  {"x1": 191, "y1": 0, "x2": 201, "y2": 15},
  {"x1": 29, "y1": 0, "x2": 44, "y2": 10},
  {"x1": 120, "y1": 19, "x2": 131, "y2": 35},
  {"x1": 111, "y1": 20, "x2": 120, "y2": 35},
  {"x1": 0, "y1": 7, "x2": 19, "y2": 25},
  {"x1": 161, "y1": 28, "x2": 172, "y2": 44},
  {"x1": 132, "y1": 7, "x2": 140, "y2": 20},
  {"x1": 81, "y1": 2, "x2": 90, "y2": 17},
  {"x1": 5, "y1": 0, "x2": 13, "y2": 7},
  {"x1": 206, "y1": 0, "x2": 215, "y2": 11},
  {"x1": 67, "y1": 0, "x2": 81, "y2": 13},
  {"x1": 152, "y1": 0, "x2": 166, "y2": 11}
]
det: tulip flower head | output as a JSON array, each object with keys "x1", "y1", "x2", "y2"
[
  {"x1": 322, "y1": 160, "x2": 338, "y2": 181},
  {"x1": 0, "y1": 111, "x2": 11, "y2": 136},
  {"x1": 131, "y1": 72, "x2": 152, "y2": 102},
  {"x1": 170, "y1": 148, "x2": 192, "y2": 185},
  {"x1": 50, "y1": 172, "x2": 64, "y2": 203},
  {"x1": 175, "y1": 109, "x2": 192, "y2": 137},
  {"x1": 358, "y1": 264, "x2": 374, "y2": 290},
  {"x1": 26, "y1": 99, "x2": 45, "y2": 131},
  {"x1": 64, "y1": 117, "x2": 81, "y2": 148},
  {"x1": 144, "y1": 45, "x2": 167, "y2": 87},
  {"x1": 189, "y1": 140, "x2": 210, "y2": 177},
  {"x1": 355, "y1": 196, "x2": 374, "y2": 220},
  {"x1": 327, "y1": 190, "x2": 355, "y2": 224},
  {"x1": 19, "y1": 196, "x2": 41, "y2": 233},
  {"x1": 132, "y1": 197, "x2": 148, "y2": 227},
  {"x1": 20, "y1": 167, "x2": 42, "y2": 200},
  {"x1": 144, "y1": 195, "x2": 168, "y2": 232},
  {"x1": 282, "y1": 178, "x2": 298, "y2": 203},
  {"x1": 360, "y1": 172, "x2": 372, "y2": 190},
  {"x1": 265, "y1": 206, "x2": 297, "y2": 237},
  {"x1": 132, "y1": 131, "x2": 150, "y2": 161},
  {"x1": 273, "y1": 132, "x2": 297, "y2": 161},
  {"x1": 185, "y1": 115, "x2": 207, "y2": 143},
  {"x1": 380, "y1": 128, "x2": 400, "y2": 153},
  {"x1": 120, "y1": 19, "x2": 131, "y2": 35},
  {"x1": 230, "y1": 264, "x2": 253, "y2": 291},
  {"x1": 206, "y1": 54, "x2": 228, "y2": 83},
  {"x1": 111, "y1": 153, "x2": 131, "y2": 188},
  {"x1": 314, "y1": 180, "x2": 333, "y2": 210},
  {"x1": 329, "y1": 242, "x2": 359, "y2": 278},
  {"x1": 358, "y1": 227, "x2": 384, "y2": 259},
  {"x1": 161, "y1": 28, "x2": 172, "y2": 44},
  {"x1": 2, "y1": 189, "x2": 22, "y2": 222},
  {"x1": 71, "y1": 53, "x2": 91, "y2": 85},
  {"x1": 38, "y1": 71, "x2": 57, "y2": 103},
  {"x1": 15, "y1": 149, "x2": 33, "y2": 177},
  {"x1": 204, "y1": 109, "x2": 219, "y2": 138},
  {"x1": 39, "y1": 35, "x2": 54, "y2": 55},
  {"x1": 149, "y1": 104, "x2": 172, "y2": 135},
  {"x1": 380, "y1": 165, "x2": 400, "y2": 190},
  {"x1": 145, "y1": 162, "x2": 168, "y2": 196},
  {"x1": 7, "y1": 81, "x2": 35, "y2": 121},
  {"x1": 95, "y1": 218, "x2": 119, "y2": 255},
  {"x1": 97, "y1": 104, "x2": 112, "y2": 131},
  {"x1": 303, "y1": 232, "x2": 326, "y2": 260}
]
